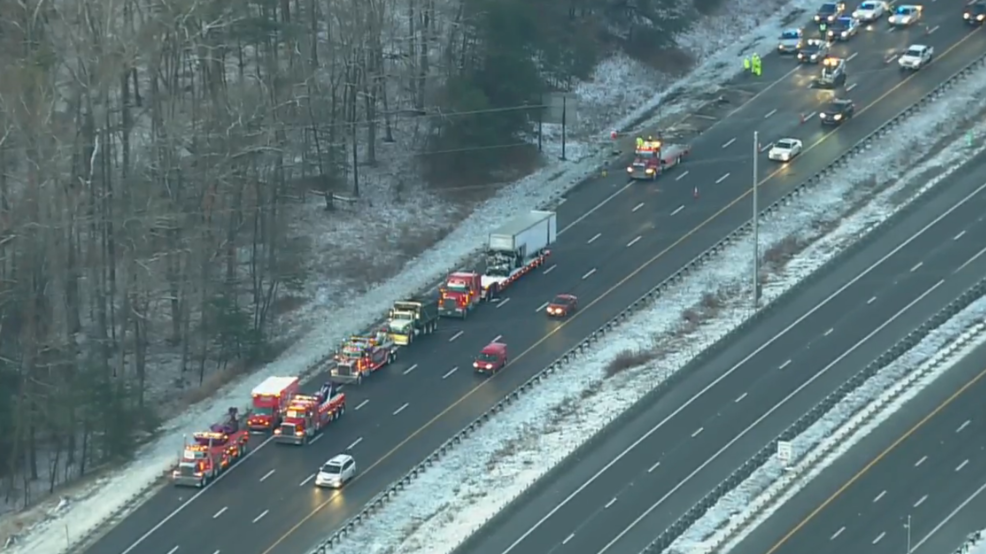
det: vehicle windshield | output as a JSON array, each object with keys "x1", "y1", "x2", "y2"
[
  {"x1": 321, "y1": 463, "x2": 342, "y2": 475},
  {"x1": 253, "y1": 406, "x2": 273, "y2": 416},
  {"x1": 802, "y1": 43, "x2": 819, "y2": 51},
  {"x1": 819, "y1": 3, "x2": 837, "y2": 12},
  {"x1": 905, "y1": 47, "x2": 922, "y2": 56},
  {"x1": 285, "y1": 409, "x2": 306, "y2": 419},
  {"x1": 445, "y1": 282, "x2": 470, "y2": 293},
  {"x1": 777, "y1": 140, "x2": 796, "y2": 149},
  {"x1": 636, "y1": 150, "x2": 655, "y2": 159},
  {"x1": 973, "y1": 4, "x2": 986, "y2": 12},
  {"x1": 859, "y1": 2, "x2": 876, "y2": 8},
  {"x1": 835, "y1": 17, "x2": 852, "y2": 24},
  {"x1": 477, "y1": 352, "x2": 500, "y2": 363},
  {"x1": 895, "y1": 6, "x2": 913, "y2": 14},
  {"x1": 390, "y1": 311, "x2": 414, "y2": 320},
  {"x1": 552, "y1": 296, "x2": 571, "y2": 305},
  {"x1": 781, "y1": 30, "x2": 800, "y2": 39}
]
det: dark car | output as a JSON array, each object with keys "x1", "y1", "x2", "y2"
[
  {"x1": 964, "y1": 1, "x2": 986, "y2": 24},
  {"x1": 819, "y1": 99, "x2": 855, "y2": 125},
  {"x1": 815, "y1": 1, "x2": 846, "y2": 22},
  {"x1": 798, "y1": 39, "x2": 830, "y2": 63},
  {"x1": 826, "y1": 16, "x2": 858, "y2": 40},
  {"x1": 546, "y1": 294, "x2": 578, "y2": 317}
]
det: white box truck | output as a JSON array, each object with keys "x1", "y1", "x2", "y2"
[{"x1": 482, "y1": 210, "x2": 557, "y2": 297}]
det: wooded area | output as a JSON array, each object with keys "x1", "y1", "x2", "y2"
[{"x1": 0, "y1": 0, "x2": 698, "y2": 508}]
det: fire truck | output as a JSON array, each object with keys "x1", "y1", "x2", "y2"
[
  {"x1": 330, "y1": 330, "x2": 397, "y2": 385},
  {"x1": 439, "y1": 272, "x2": 482, "y2": 318},
  {"x1": 172, "y1": 408, "x2": 250, "y2": 487},
  {"x1": 274, "y1": 382, "x2": 346, "y2": 445},
  {"x1": 626, "y1": 139, "x2": 691, "y2": 180},
  {"x1": 247, "y1": 375, "x2": 299, "y2": 432}
]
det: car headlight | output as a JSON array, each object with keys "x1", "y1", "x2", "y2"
[
  {"x1": 834, "y1": 114, "x2": 843, "y2": 120},
  {"x1": 841, "y1": 31, "x2": 848, "y2": 37},
  {"x1": 979, "y1": 14, "x2": 985, "y2": 20},
  {"x1": 626, "y1": 167, "x2": 633, "y2": 173},
  {"x1": 965, "y1": 12, "x2": 970, "y2": 18}
]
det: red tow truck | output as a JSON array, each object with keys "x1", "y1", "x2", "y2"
[
  {"x1": 474, "y1": 342, "x2": 508, "y2": 375},
  {"x1": 626, "y1": 139, "x2": 690, "y2": 181},
  {"x1": 172, "y1": 408, "x2": 250, "y2": 487},
  {"x1": 439, "y1": 272, "x2": 482, "y2": 318},
  {"x1": 248, "y1": 376, "x2": 300, "y2": 432},
  {"x1": 274, "y1": 382, "x2": 346, "y2": 445},
  {"x1": 330, "y1": 330, "x2": 397, "y2": 385}
]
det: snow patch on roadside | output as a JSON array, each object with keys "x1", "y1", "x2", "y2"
[{"x1": 321, "y1": 43, "x2": 986, "y2": 554}]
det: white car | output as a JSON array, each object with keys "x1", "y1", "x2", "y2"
[
  {"x1": 889, "y1": 4, "x2": 922, "y2": 26},
  {"x1": 853, "y1": 0, "x2": 889, "y2": 21},
  {"x1": 315, "y1": 454, "x2": 357, "y2": 488},
  {"x1": 768, "y1": 139, "x2": 803, "y2": 162},
  {"x1": 898, "y1": 45, "x2": 933, "y2": 70}
]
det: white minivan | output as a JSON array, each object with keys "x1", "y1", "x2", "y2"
[{"x1": 315, "y1": 454, "x2": 357, "y2": 488}]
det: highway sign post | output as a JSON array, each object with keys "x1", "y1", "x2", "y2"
[{"x1": 776, "y1": 440, "x2": 794, "y2": 470}]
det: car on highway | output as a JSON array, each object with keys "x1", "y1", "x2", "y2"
[
  {"x1": 314, "y1": 454, "x2": 357, "y2": 488},
  {"x1": 768, "y1": 139, "x2": 804, "y2": 162},
  {"x1": 815, "y1": 1, "x2": 847, "y2": 22},
  {"x1": 889, "y1": 4, "x2": 923, "y2": 26},
  {"x1": 816, "y1": 56, "x2": 848, "y2": 88},
  {"x1": 798, "y1": 39, "x2": 830, "y2": 63},
  {"x1": 474, "y1": 341, "x2": 508, "y2": 375},
  {"x1": 963, "y1": 0, "x2": 986, "y2": 24},
  {"x1": 853, "y1": 0, "x2": 890, "y2": 21},
  {"x1": 546, "y1": 294, "x2": 578, "y2": 317},
  {"x1": 898, "y1": 44, "x2": 934, "y2": 70},
  {"x1": 819, "y1": 98, "x2": 855, "y2": 125},
  {"x1": 778, "y1": 28, "x2": 805, "y2": 53},
  {"x1": 826, "y1": 16, "x2": 859, "y2": 40}
]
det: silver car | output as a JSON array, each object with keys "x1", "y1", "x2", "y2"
[
  {"x1": 315, "y1": 454, "x2": 357, "y2": 488},
  {"x1": 778, "y1": 28, "x2": 804, "y2": 54}
]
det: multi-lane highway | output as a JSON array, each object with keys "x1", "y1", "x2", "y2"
[
  {"x1": 731, "y1": 340, "x2": 986, "y2": 554},
  {"x1": 454, "y1": 150, "x2": 986, "y2": 554},
  {"x1": 89, "y1": 6, "x2": 986, "y2": 554}
]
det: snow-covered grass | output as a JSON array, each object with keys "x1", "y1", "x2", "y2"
[
  {"x1": 688, "y1": 307, "x2": 986, "y2": 554},
  {"x1": 966, "y1": 530, "x2": 986, "y2": 554},
  {"x1": 314, "y1": 52, "x2": 986, "y2": 554}
]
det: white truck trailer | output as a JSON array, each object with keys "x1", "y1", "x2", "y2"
[{"x1": 482, "y1": 210, "x2": 557, "y2": 298}]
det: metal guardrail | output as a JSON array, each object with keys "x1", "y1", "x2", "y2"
[{"x1": 310, "y1": 39, "x2": 986, "y2": 554}]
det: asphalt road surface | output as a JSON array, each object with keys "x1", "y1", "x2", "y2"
[
  {"x1": 731, "y1": 340, "x2": 986, "y2": 554},
  {"x1": 88, "y1": 9, "x2": 986, "y2": 554},
  {"x1": 456, "y1": 152, "x2": 986, "y2": 554}
]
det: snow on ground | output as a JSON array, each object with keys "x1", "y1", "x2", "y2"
[
  {"x1": 0, "y1": 1, "x2": 829, "y2": 550},
  {"x1": 686, "y1": 304, "x2": 986, "y2": 554},
  {"x1": 966, "y1": 530, "x2": 986, "y2": 554},
  {"x1": 318, "y1": 51, "x2": 986, "y2": 554}
]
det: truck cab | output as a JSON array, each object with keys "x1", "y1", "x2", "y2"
[
  {"x1": 387, "y1": 298, "x2": 438, "y2": 344},
  {"x1": 331, "y1": 332, "x2": 396, "y2": 384},
  {"x1": 474, "y1": 342, "x2": 508, "y2": 375},
  {"x1": 439, "y1": 272, "x2": 482, "y2": 318},
  {"x1": 248, "y1": 376, "x2": 300, "y2": 432}
]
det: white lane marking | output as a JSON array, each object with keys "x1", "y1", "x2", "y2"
[
  {"x1": 213, "y1": 507, "x2": 228, "y2": 519},
  {"x1": 956, "y1": 459, "x2": 970, "y2": 472},
  {"x1": 310, "y1": 433, "x2": 323, "y2": 444},
  {"x1": 563, "y1": 534, "x2": 575, "y2": 545},
  {"x1": 914, "y1": 494, "x2": 928, "y2": 508},
  {"x1": 493, "y1": 334, "x2": 502, "y2": 342},
  {"x1": 543, "y1": 264, "x2": 557, "y2": 275},
  {"x1": 803, "y1": 111, "x2": 817, "y2": 121},
  {"x1": 735, "y1": 392, "x2": 748, "y2": 403},
  {"x1": 874, "y1": 490, "x2": 886, "y2": 502},
  {"x1": 604, "y1": 498, "x2": 617, "y2": 509},
  {"x1": 928, "y1": 24, "x2": 939, "y2": 34},
  {"x1": 260, "y1": 469, "x2": 275, "y2": 482},
  {"x1": 716, "y1": 173, "x2": 730, "y2": 184},
  {"x1": 449, "y1": 331, "x2": 464, "y2": 342},
  {"x1": 957, "y1": 420, "x2": 970, "y2": 433},
  {"x1": 691, "y1": 427, "x2": 704, "y2": 438},
  {"x1": 443, "y1": 367, "x2": 459, "y2": 379},
  {"x1": 253, "y1": 510, "x2": 269, "y2": 523},
  {"x1": 779, "y1": 359, "x2": 791, "y2": 370},
  {"x1": 955, "y1": 230, "x2": 966, "y2": 240},
  {"x1": 403, "y1": 364, "x2": 418, "y2": 375},
  {"x1": 671, "y1": 205, "x2": 684, "y2": 216},
  {"x1": 582, "y1": 268, "x2": 597, "y2": 279},
  {"x1": 633, "y1": 203, "x2": 645, "y2": 212},
  {"x1": 846, "y1": 83, "x2": 857, "y2": 92},
  {"x1": 501, "y1": 194, "x2": 968, "y2": 554},
  {"x1": 847, "y1": 52, "x2": 858, "y2": 62},
  {"x1": 915, "y1": 455, "x2": 927, "y2": 467},
  {"x1": 355, "y1": 399, "x2": 369, "y2": 411},
  {"x1": 873, "y1": 532, "x2": 886, "y2": 544},
  {"x1": 213, "y1": 551, "x2": 220, "y2": 554},
  {"x1": 912, "y1": 479, "x2": 986, "y2": 552},
  {"x1": 676, "y1": 170, "x2": 690, "y2": 181},
  {"x1": 594, "y1": 281, "x2": 943, "y2": 554},
  {"x1": 299, "y1": 474, "x2": 315, "y2": 486},
  {"x1": 910, "y1": 261, "x2": 923, "y2": 272},
  {"x1": 722, "y1": 138, "x2": 737, "y2": 149},
  {"x1": 824, "y1": 328, "x2": 834, "y2": 336},
  {"x1": 954, "y1": 244, "x2": 986, "y2": 274},
  {"x1": 648, "y1": 461, "x2": 661, "y2": 473},
  {"x1": 867, "y1": 296, "x2": 876, "y2": 304},
  {"x1": 760, "y1": 142, "x2": 774, "y2": 153},
  {"x1": 588, "y1": 233, "x2": 602, "y2": 244},
  {"x1": 831, "y1": 526, "x2": 845, "y2": 540},
  {"x1": 167, "y1": 547, "x2": 179, "y2": 554},
  {"x1": 536, "y1": 301, "x2": 549, "y2": 312},
  {"x1": 496, "y1": 298, "x2": 511, "y2": 308},
  {"x1": 393, "y1": 403, "x2": 409, "y2": 416},
  {"x1": 764, "y1": 108, "x2": 777, "y2": 118},
  {"x1": 627, "y1": 236, "x2": 642, "y2": 247},
  {"x1": 347, "y1": 437, "x2": 363, "y2": 450}
]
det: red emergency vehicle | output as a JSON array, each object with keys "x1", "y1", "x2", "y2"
[
  {"x1": 248, "y1": 375, "x2": 300, "y2": 432},
  {"x1": 331, "y1": 330, "x2": 397, "y2": 384},
  {"x1": 439, "y1": 272, "x2": 482, "y2": 318},
  {"x1": 474, "y1": 342, "x2": 508, "y2": 375},
  {"x1": 274, "y1": 382, "x2": 346, "y2": 445},
  {"x1": 626, "y1": 139, "x2": 690, "y2": 180},
  {"x1": 172, "y1": 408, "x2": 250, "y2": 487}
]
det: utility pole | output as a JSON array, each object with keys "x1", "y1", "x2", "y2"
[
  {"x1": 561, "y1": 95, "x2": 568, "y2": 161},
  {"x1": 905, "y1": 514, "x2": 912, "y2": 554},
  {"x1": 752, "y1": 130, "x2": 760, "y2": 307}
]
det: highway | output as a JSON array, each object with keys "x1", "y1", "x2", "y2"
[
  {"x1": 88, "y1": 7, "x2": 986, "y2": 554},
  {"x1": 453, "y1": 151, "x2": 986, "y2": 554},
  {"x1": 731, "y1": 340, "x2": 986, "y2": 554}
]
